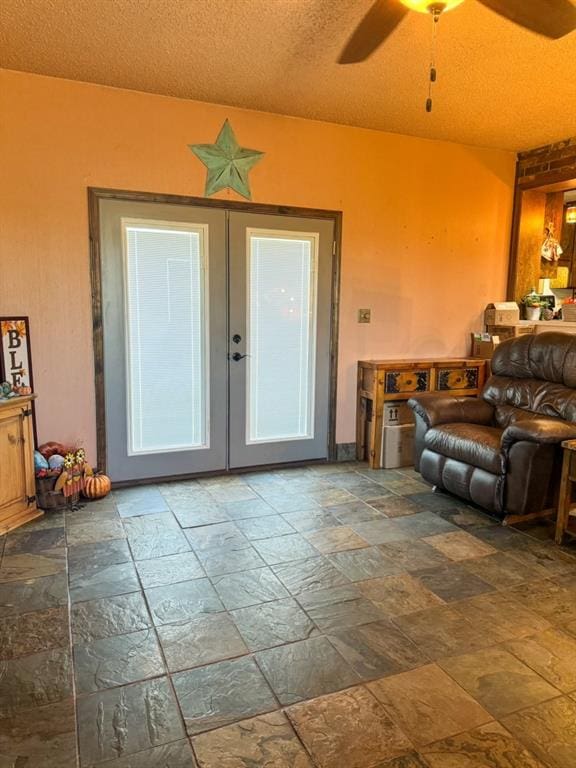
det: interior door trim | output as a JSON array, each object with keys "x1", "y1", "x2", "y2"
[{"x1": 88, "y1": 187, "x2": 342, "y2": 476}]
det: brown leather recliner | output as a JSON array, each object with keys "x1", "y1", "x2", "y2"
[{"x1": 408, "y1": 332, "x2": 576, "y2": 519}]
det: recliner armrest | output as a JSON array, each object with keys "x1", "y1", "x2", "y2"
[
  {"x1": 407, "y1": 395, "x2": 494, "y2": 428},
  {"x1": 501, "y1": 419, "x2": 576, "y2": 452}
]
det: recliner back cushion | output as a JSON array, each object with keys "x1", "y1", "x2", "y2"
[
  {"x1": 491, "y1": 332, "x2": 576, "y2": 386},
  {"x1": 484, "y1": 376, "x2": 576, "y2": 426},
  {"x1": 483, "y1": 332, "x2": 576, "y2": 426}
]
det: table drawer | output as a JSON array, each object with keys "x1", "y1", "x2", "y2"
[
  {"x1": 436, "y1": 366, "x2": 481, "y2": 391},
  {"x1": 385, "y1": 370, "x2": 430, "y2": 394}
]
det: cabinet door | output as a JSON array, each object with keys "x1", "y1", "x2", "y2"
[{"x1": 0, "y1": 406, "x2": 28, "y2": 519}]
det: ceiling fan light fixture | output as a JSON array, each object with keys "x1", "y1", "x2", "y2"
[{"x1": 399, "y1": 0, "x2": 465, "y2": 14}]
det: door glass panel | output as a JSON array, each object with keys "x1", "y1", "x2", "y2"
[
  {"x1": 247, "y1": 229, "x2": 318, "y2": 443},
  {"x1": 123, "y1": 219, "x2": 209, "y2": 454}
]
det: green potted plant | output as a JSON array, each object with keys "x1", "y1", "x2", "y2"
[{"x1": 521, "y1": 289, "x2": 543, "y2": 321}]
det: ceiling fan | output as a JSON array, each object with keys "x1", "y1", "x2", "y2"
[
  {"x1": 338, "y1": 0, "x2": 576, "y2": 112},
  {"x1": 339, "y1": 0, "x2": 576, "y2": 64}
]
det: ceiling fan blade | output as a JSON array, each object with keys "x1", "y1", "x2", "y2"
[
  {"x1": 338, "y1": 0, "x2": 408, "y2": 63},
  {"x1": 478, "y1": 0, "x2": 576, "y2": 39}
]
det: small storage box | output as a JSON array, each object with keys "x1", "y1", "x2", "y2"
[
  {"x1": 471, "y1": 334, "x2": 499, "y2": 359},
  {"x1": 381, "y1": 424, "x2": 415, "y2": 469},
  {"x1": 484, "y1": 302, "x2": 520, "y2": 326},
  {"x1": 486, "y1": 323, "x2": 537, "y2": 340},
  {"x1": 563, "y1": 304, "x2": 576, "y2": 322},
  {"x1": 383, "y1": 401, "x2": 414, "y2": 427}
]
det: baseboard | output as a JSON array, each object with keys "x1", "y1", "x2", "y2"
[{"x1": 336, "y1": 442, "x2": 357, "y2": 462}]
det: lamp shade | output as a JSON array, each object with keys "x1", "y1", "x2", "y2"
[
  {"x1": 399, "y1": 0, "x2": 465, "y2": 12},
  {"x1": 566, "y1": 205, "x2": 576, "y2": 225}
]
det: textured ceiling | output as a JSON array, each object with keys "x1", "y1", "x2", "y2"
[{"x1": 1, "y1": 0, "x2": 575, "y2": 151}]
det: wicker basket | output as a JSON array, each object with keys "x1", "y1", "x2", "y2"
[
  {"x1": 35, "y1": 475, "x2": 80, "y2": 511},
  {"x1": 563, "y1": 304, "x2": 576, "y2": 323}
]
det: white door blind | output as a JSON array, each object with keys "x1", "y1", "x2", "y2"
[
  {"x1": 247, "y1": 230, "x2": 318, "y2": 443},
  {"x1": 124, "y1": 220, "x2": 208, "y2": 454}
]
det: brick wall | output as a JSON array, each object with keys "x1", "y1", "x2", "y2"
[{"x1": 517, "y1": 137, "x2": 576, "y2": 187}]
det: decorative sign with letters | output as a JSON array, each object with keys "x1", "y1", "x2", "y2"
[{"x1": 0, "y1": 317, "x2": 34, "y2": 391}]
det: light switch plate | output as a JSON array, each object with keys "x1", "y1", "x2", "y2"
[{"x1": 358, "y1": 308, "x2": 371, "y2": 323}]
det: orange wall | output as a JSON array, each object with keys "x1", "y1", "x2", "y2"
[{"x1": 0, "y1": 69, "x2": 515, "y2": 460}]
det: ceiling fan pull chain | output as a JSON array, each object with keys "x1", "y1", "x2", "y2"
[{"x1": 426, "y1": 9, "x2": 441, "y2": 113}]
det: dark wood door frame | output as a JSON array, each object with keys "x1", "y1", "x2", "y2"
[{"x1": 88, "y1": 187, "x2": 343, "y2": 476}]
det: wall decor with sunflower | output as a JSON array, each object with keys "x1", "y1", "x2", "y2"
[
  {"x1": 0, "y1": 316, "x2": 34, "y2": 394},
  {"x1": 1, "y1": 315, "x2": 38, "y2": 442}
]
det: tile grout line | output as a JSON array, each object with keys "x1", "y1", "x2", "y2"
[
  {"x1": 129, "y1": 536, "x2": 203, "y2": 767},
  {"x1": 112, "y1": 473, "x2": 425, "y2": 748},
  {"x1": 70, "y1": 497, "x2": 192, "y2": 766},
  {"x1": 7, "y1": 465, "x2": 575, "y2": 767},
  {"x1": 65, "y1": 504, "x2": 86, "y2": 768}
]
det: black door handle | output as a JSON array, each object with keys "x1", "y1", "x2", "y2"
[{"x1": 231, "y1": 352, "x2": 249, "y2": 361}]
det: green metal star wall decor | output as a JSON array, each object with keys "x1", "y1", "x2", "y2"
[{"x1": 189, "y1": 120, "x2": 264, "y2": 200}]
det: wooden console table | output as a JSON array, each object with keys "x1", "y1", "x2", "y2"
[
  {"x1": 357, "y1": 358, "x2": 487, "y2": 469},
  {"x1": 555, "y1": 440, "x2": 576, "y2": 545}
]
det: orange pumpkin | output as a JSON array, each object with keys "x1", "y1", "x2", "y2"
[{"x1": 83, "y1": 473, "x2": 112, "y2": 499}]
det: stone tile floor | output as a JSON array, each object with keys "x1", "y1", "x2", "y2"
[{"x1": 1, "y1": 462, "x2": 576, "y2": 767}]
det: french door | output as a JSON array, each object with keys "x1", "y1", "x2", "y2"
[{"x1": 99, "y1": 198, "x2": 335, "y2": 483}]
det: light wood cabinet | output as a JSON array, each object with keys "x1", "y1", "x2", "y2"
[
  {"x1": 0, "y1": 395, "x2": 42, "y2": 534},
  {"x1": 357, "y1": 358, "x2": 487, "y2": 469}
]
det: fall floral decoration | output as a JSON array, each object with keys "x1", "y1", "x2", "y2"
[
  {"x1": 0, "y1": 319, "x2": 27, "y2": 337},
  {"x1": 0, "y1": 381, "x2": 31, "y2": 399},
  {"x1": 34, "y1": 438, "x2": 109, "y2": 509},
  {"x1": 35, "y1": 442, "x2": 94, "y2": 499}
]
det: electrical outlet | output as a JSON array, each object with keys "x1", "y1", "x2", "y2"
[{"x1": 358, "y1": 308, "x2": 371, "y2": 323}]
